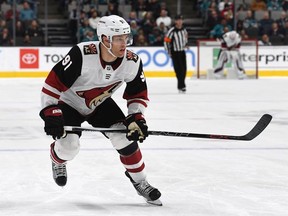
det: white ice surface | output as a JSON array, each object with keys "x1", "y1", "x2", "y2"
[{"x1": 0, "y1": 77, "x2": 287, "y2": 216}]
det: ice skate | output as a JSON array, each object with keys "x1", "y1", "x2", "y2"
[
  {"x1": 125, "y1": 171, "x2": 162, "y2": 206},
  {"x1": 178, "y1": 87, "x2": 186, "y2": 94},
  {"x1": 214, "y1": 71, "x2": 224, "y2": 79},
  {"x1": 238, "y1": 71, "x2": 247, "y2": 80},
  {"x1": 52, "y1": 161, "x2": 67, "y2": 187}
]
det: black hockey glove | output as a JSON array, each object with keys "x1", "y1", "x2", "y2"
[
  {"x1": 39, "y1": 105, "x2": 64, "y2": 139},
  {"x1": 125, "y1": 113, "x2": 148, "y2": 143}
]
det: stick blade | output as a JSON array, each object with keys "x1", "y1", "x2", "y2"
[{"x1": 242, "y1": 114, "x2": 272, "y2": 140}]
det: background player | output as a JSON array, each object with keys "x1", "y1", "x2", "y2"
[
  {"x1": 213, "y1": 30, "x2": 246, "y2": 79},
  {"x1": 39, "y1": 15, "x2": 162, "y2": 206}
]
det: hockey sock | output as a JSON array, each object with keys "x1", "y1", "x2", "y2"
[
  {"x1": 50, "y1": 142, "x2": 66, "y2": 164},
  {"x1": 120, "y1": 148, "x2": 146, "y2": 182}
]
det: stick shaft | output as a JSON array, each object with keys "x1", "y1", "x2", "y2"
[{"x1": 64, "y1": 114, "x2": 272, "y2": 141}]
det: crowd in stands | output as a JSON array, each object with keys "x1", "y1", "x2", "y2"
[
  {"x1": 0, "y1": 0, "x2": 43, "y2": 46},
  {"x1": 67, "y1": 0, "x2": 172, "y2": 46},
  {"x1": 2, "y1": 0, "x2": 288, "y2": 47},
  {"x1": 198, "y1": 0, "x2": 288, "y2": 45}
]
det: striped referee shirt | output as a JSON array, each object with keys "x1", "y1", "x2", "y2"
[{"x1": 164, "y1": 27, "x2": 188, "y2": 53}]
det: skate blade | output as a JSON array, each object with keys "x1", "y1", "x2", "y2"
[{"x1": 146, "y1": 199, "x2": 163, "y2": 206}]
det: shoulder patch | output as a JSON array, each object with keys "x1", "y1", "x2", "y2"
[
  {"x1": 83, "y1": 43, "x2": 98, "y2": 55},
  {"x1": 126, "y1": 50, "x2": 138, "y2": 63}
]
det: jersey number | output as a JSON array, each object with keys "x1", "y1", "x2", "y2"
[{"x1": 62, "y1": 55, "x2": 72, "y2": 71}]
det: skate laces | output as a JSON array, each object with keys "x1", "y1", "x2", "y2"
[
  {"x1": 135, "y1": 180, "x2": 155, "y2": 196},
  {"x1": 53, "y1": 163, "x2": 67, "y2": 177}
]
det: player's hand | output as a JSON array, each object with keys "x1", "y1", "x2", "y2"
[
  {"x1": 39, "y1": 105, "x2": 64, "y2": 139},
  {"x1": 125, "y1": 113, "x2": 148, "y2": 143}
]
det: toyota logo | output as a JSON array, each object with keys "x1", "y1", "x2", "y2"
[{"x1": 22, "y1": 53, "x2": 37, "y2": 64}]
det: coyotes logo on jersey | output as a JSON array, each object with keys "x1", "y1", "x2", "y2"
[
  {"x1": 83, "y1": 43, "x2": 97, "y2": 55},
  {"x1": 76, "y1": 81, "x2": 121, "y2": 109},
  {"x1": 126, "y1": 50, "x2": 138, "y2": 63}
]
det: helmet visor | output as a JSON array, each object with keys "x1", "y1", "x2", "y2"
[{"x1": 112, "y1": 34, "x2": 133, "y2": 46}]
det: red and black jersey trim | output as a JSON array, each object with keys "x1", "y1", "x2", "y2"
[{"x1": 51, "y1": 45, "x2": 83, "y2": 89}]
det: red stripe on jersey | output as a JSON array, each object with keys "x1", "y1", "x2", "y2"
[
  {"x1": 127, "y1": 99, "x2": 147, "y2": 107},
  {"x1": 126, "y1": 163, "x2": 145, "y2": 173},
  {"x1": 42, "y1": 87, "x2": 60, "y2": 99},
  {"x1": 45, "y1": 70, "x2": 69, "y2": 92},
  {"x1": 120, "y1": 148, "x2": 142, "y2": 165}
]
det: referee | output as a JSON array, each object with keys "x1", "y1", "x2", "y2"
[{"x1": 164, "y1": 14, "x2": 188, "y2": 93}]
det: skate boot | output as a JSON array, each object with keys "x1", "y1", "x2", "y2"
[
  {"x1": 125, "y1": 171, "x2": 162, "y2": 206},
  {"x1": 52, "y1": 161, "x2": 67, "y2": 187},
  {"x1": 237, "y1": 71, "x2": 247, "y2": 80},
  {"x1": 178, "y1": 87, "x2": 186, "y2": 94},
  {"x1": 214, "y1": 71, "x2": 224, "y2": 79}
]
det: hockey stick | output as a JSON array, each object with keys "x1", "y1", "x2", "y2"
[{"x1": 64, "y1": 114, "x2": 272, "y2": 141}]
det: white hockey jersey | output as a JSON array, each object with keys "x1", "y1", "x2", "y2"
[
  {"x1": 41, "y1": 41, "x2": 148, "y2": 116},
  {"x1": 221, "y1": 30, "x2": 241, "y2": 49}
]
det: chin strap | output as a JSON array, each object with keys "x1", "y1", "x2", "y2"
[{"x1": 101, "y1": 41, "x2": 117, "y2": 58}]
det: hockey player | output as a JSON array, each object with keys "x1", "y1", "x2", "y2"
[
  {"x1": 39, "y1": 15, "x2": 162, "y2": 206},
  {"x1": 213, "y1": 30, "x2": 246, "y2": 79}
]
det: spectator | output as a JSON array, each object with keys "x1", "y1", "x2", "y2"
[
  {"x1": 283, "y1": 20, "x2": 288, "y2": 36},
  {"x1": 0, "y1": 27, "x2": 13, "y2": 46},
  {"x1": 105, "y1": 2, "x2": 122, "y2": 16},
  {"x1": 198, "y1": 0, "x2": 211, "y2": 19},
  {"x1": 220, "y1": 3, "x2": 233, "y2": 20},
  {"x1": 268, "y1": 22, "x2": 285, "y2": 38},
  {"x1": 126, "y1": 11, "x2": 142, "y2": 26},
  {"x1": 207, "y1": 0, "x2": 218, "y2": 16},
  {"x1": 236, "y1": 19, "x2": 244, "y2": 32},
  {"x1": 135, "y1": 33, "x2": 148, "y2": 46},
  {"x1": 258, "y1": 11, "x2": 274, "y2": 36},
  {"x1": 82, "y1": 29, "x2": 98, "y2": 42},
  {"x1": 243, "y1": 10, "x2": 258, "y2": 29},
  {"x1": 79, "y1": 10, "x2": 88, "y2": 28},
  {"x1": 250, "y1": 0, "x2": 267, "y2": 12},
  {"x1": 79, "y1": 18, "x2": 94, "y2": 41},
  {"x1": 283, "y1": 0, "x2": 288, "y2": 11},
  {"x1": 156, "y1": 9, "x2": 171, "y2": 28},
  {"x1": 222, "y1": 8, "x2": 234, "y2": 28},
  {"x1": 130, "y1": 20, "x2": 139, "y2": 45},
  {"x1": 158, "y1": 1, "x2": 171, "y2": 17},
  {"x1": 267, "y1": 0, "x2": 282, "y2": 11},
  {"x1": 5, "y1": 7, "x2": 20, "y2": 22},
  {"x1": 148, "y1": 26, "x2": 162, "y2": 45},
  {"x1": 19, "y1": 1, "x2": 36, "y2": 25},
  {"x1": 88, "y1": 10, "x2": 101, "y2": 30},
  {"x1": 141, "y1": 11, "x2": 156, "y2": 38},
  {"x1": 25, "y1": 19, "x2": 43, "y2": 37},
  {"x1": 152, "y1": 33, "x2": 164, "y2": 46},
  {"x1": 146, "y1": 0, "x2": 161, "y2": 20},
  {"x1": 23, "y1": 34, "x2": 32, "y2": 45},
  {"x1": 218, "y1": 0, "x2": 233, "y2": 12},
  {"x1": 276, "y1": 11, "x2": 288, "y2": 31},
  {"x1": 258, "y1": 34, "x2": 272, "y2": 45},
  {"x1": 283, "y1": 21, "x2": 288, "y2": 45},
  {"x1": 0, "y1": 19, "x2": 11, "y2": 34},
  {"x1": 209, "y1": 18, "x2": 232, "y2": 38},
  {"x1": 15, "y1": 20, "x2": 26, "y2": 37},
  {"x1": 131, "y1": 0, "x2": 148, "y2": 19},
  {"x1": 239, "y1": 29, "x2": 249, "y2": 39},
  {"x1": 206, "y1": 9, "x2": 220, "y2": 30},
  {"x1": 158, "y1": 21, "x2": 168, "y2": 36}
]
